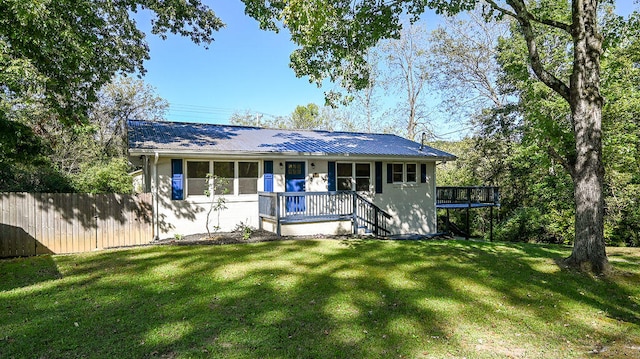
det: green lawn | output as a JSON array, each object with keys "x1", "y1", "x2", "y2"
[{"x1": 1, "y1": 239, "x2": 639, "y2": 358}]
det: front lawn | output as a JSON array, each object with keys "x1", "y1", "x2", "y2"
[{"x1": 1, "y1": 239, "x2": 638, "y2": 358}]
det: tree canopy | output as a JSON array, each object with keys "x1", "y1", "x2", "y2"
[{"x1": 0, "y1": 0, "x2": 223, "y2": 123}]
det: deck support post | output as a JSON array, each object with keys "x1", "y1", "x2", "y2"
[
  {"x1": 490, "y1": 206, "x2": 493, "y2": 242},
  {"x1": 465, "y1": 205, "x2": 470, "y2": 240},
  {"x1": 446, "y1": 208, "x2": 450, "y2": 235}
]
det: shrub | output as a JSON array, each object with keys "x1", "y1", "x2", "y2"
[{"x1": 72, "y1": 157, "x2": 133, "y2": 194}]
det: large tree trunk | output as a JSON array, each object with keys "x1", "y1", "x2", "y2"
[
  {"x1": 566, "y1": 99, "x2": 608, "y2": 273},
  {"x1": 564, "y1": 0, "x2": 608, "y2": 273}
]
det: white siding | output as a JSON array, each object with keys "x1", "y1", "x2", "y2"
[{"x1": 152, "y1": 156, "x2": 437, "y2": 238}]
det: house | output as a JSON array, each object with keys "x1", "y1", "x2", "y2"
[{"x1": 127, "y1": 119, "x2": 456, "y2": 239}]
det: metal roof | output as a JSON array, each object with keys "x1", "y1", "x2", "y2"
[{"x1": 127, "y1": 119, "x2": 457, "y2": 160}]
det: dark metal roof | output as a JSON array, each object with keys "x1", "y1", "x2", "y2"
[{"x1": 127, "y1": 119, "x2": 457, "y2": 159}]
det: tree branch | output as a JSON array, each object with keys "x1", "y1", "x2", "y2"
[
  {"x1": 486, "y1": 0, "x2": 571, "y2": 102},
  {"x1": 484, "y1": 0, "x2": 571, "y2": 33}
]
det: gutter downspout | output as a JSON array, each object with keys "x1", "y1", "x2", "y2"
[{"x1": 152, "y1": 152, "x2": 159, "y2": 241}]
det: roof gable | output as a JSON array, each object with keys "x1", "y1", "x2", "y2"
[{"x1": 127, "y1": 119, "x2": 456, "y2": 159}]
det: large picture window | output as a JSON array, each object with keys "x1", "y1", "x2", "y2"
[
  {"x1": 184, "y1": 160, "x2": 259, "y2": 197},
  {"x1": 187, "y1": 161, "x2": 209, "y2": 196}
]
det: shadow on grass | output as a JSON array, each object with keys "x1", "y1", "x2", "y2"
[
  {"x1": 0, "y1": 239, "x2": 638, "y2": 358},
  {"x1": 0, "y1": 255, "x2": 61, "y2": 292}
]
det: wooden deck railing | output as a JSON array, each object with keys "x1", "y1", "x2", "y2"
[
  {"x1": 436, "y1": 186, "x2": 500, "y2": 206},
  {"x1": 258, "y1": 191, "x2": 390, "y2": 237}
]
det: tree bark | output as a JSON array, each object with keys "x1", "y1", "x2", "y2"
[{"x1": 564, "y1": 0, "x2": 608, "y2": 273}]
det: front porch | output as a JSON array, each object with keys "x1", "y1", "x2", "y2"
[{"x1": 258, "y1": 191, "x2": 391, "y2": 237}]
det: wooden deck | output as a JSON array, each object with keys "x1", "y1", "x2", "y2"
[
  {"x1": 436, "y1": 186, "x2": 500, "y2": 208},
  {"x1": 436, "y1": 186, "x2": 500, "y2": 240}
]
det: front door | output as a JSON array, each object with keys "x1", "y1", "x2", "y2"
[{"x1": 285, "y1": 162, "x2": 306, "y2": 212}]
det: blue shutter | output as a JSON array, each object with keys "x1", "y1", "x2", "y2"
[
  {"x1": 375, "y1": 161, "x2": 383, "y2": 193},
  {"x1": 171, "y1": 159, "x2": 183, "y2": 200},
  {"x1": 420, "y1": 163, "x2": 427, "y2": 183},
  {"x1": 386, "y1": 163, "x2": 392, "y2": 183},
  {"x1": 328, "y1": 161, "x2": 336, "y2": 191},
  {"x1": 264, "y1": 161, "x2": 274, "y2": 192}
]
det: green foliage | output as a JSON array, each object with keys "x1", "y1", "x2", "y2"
[
  {"x1": 0, "y1": 0, "x2": 223, "y2": 122},
  {"x1": 290, "y1": 103, "x2": 325, "y2": 129},
  {"x1": 0, "y1": 112, "x2": 73, "y2": 192},
  {"x1": 71, "y1": 157, "x2": 134, "y2": 194},
  {"x1": 242, "y1": 0, "x2": 475, "y2": 92},
  {"x1": 0, "y1": 75, "x2": 168, "y2": 194},
  {"x1": 234, "y1": 221, "x2": 255, "y2": 240}
]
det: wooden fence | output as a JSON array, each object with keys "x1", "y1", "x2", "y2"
[{"x1": 1, "y1": 193, "x2": 153, "y2": 258}]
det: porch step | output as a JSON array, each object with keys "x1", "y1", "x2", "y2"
[{"x1": 357, "y1": 226, "x2": 373, "y2": 236}]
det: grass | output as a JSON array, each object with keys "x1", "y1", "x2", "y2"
[{"x1": 1, "y1": 239, "x2": 639, "y2": 358}]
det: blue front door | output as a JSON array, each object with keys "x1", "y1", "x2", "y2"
[{"x1": 285, "y1": 162, "x2": 306, "y2": 212}]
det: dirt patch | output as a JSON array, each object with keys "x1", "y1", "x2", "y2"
[{"x1": 155, "y1": 230, "x2": 282, "y2": 246}]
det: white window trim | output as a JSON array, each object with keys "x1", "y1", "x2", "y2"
[
  {"x1": 354, "y1": 162, "x2": 372, "y2": 192},
  {"x1": 185, "y1": 160, "x2": 211, "y2": 198},
  {"x1": 391, "y1": 162, "x2": 404, "y2": 184},
  {"x1": 336, "y1": 162, "x2": 353, "y2": 191},
  {"x1": 336, "y1": 162, "x2": 372, "y2": 192},
  {"x1": 406, "y1": 163, "x2": 418, "y2": 183},
  {"x1": 184, "y1": 160, "x2": 260, "y2": 198}
]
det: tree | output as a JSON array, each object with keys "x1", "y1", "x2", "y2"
[
  {"x1": 0, "y1": 0, "x2": 222, "y2": 122},
  {"x1": 242, "y1": 0, "x2": 616, "y2": 273},
  {"x1": 380, "y1": 23, "x2": 433, "y2": 140},
  {"x1": 346, "y1": 50, "x2": 385, "y2": 133},
  {"x1": 229, "y1": 104, "x2": 339, "y2": 130},
  {"x1": 91, "y1": 76, "x2": 168, "y2": 158},
  {"x1": 290, "y1": 103, "x2": 331, "y2": 130},
  {"x1": 428, "y1": 9, "x2": 510, "y2": 122}
]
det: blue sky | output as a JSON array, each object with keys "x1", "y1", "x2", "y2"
[
  {"x1": 137, "y1": 1, "x2": 638, "y2": 139},
  {"x1": 138, "y1": 1, "x2": 333, "y2": 123}
]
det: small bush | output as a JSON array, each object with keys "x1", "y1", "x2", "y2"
[{"x1": 234, "y1": 221, "x2": 255, "y2": 240}]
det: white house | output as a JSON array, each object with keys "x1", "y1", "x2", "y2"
[{"x1": 128, "y1": 119, "x2": 456, "y2": 239}]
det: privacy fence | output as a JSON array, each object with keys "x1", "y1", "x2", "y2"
[{"x1": 1, "y1": 193, "x2": 153, "y2": 258}]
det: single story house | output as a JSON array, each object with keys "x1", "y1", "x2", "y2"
[{"x1": 128, "y1": 119, "x2": 456, "y2": 239}]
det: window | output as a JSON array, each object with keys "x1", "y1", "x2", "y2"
[
  {"x1": 355, "y1": 163, "x2": 371, "y2": 191},
  {"x1": 337, "y1": 163, "x2": 352, "y2": 191},
  {"x1": 336, "y1": 162, "x2": 371, "y2": 191},
  {"x1": 184, "y1": 160, "x2": 260, "y2": 197},
  {"x1": 406, "y1": 163, "x2": 417, "y2": 183},
  {"x1": 238, "y1": 162, "x2": 259, "y2": 194},
  {"x1": 187, "y1": 161, "x2": 209, "y2": 196},
  {"x1": 392, "y1": 163, "x2": 404, "y2": 183},
  {"x1": 213, "y1": 161, "x2": 234, "y2": 195}
]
